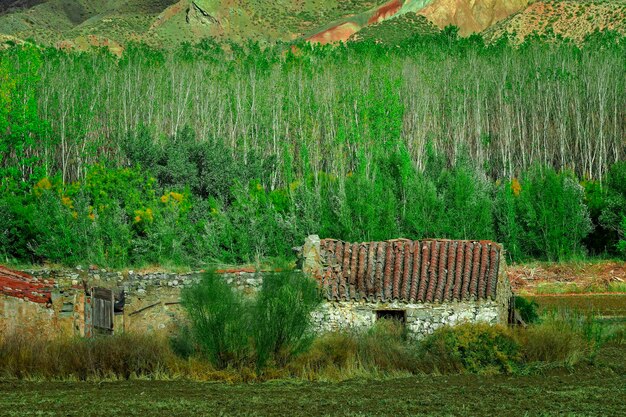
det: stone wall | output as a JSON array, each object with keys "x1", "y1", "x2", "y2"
[
  {"x1": 4, "y1": 267, "x2": 265, "y2": 336},
  {"x1": 311, "y1": 299, "x2": 501, "y2": 339},
  {"x1": 3, "y1": 258, "x2": 511, "y2": 339}
]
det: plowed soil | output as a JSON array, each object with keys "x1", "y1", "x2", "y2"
[{"x1": 1, "y1": 368, "x2": 624, "y2": 416}]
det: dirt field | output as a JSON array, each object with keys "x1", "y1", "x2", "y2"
[{"x1": 2, "y1": 367, "x2": 625, "y2": 417}]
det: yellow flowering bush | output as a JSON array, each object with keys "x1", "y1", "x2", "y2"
[{"x1": 511, "y1": 178, "x2": 522, "y2": 197}]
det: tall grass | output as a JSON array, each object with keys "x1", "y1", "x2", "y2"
[
  {"x1": 0, "y1": 332, "x2": 176, "y2": 380},
  {"x1": 0, "y1": 311, "x2": 621, "y2": 381}
]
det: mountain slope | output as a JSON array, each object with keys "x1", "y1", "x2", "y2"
[
  {"x1": 0, "y1": 0, "x2": 385, "y2": 46},
  {"x1": 483, "y1": 0, "x2": 626, "y2": 43},
  {"x1": 0, "y1": 0, "x2": 623, "y2": 48},
  {"x1": 416, "y1": 0, "x2": 530, "y2": 35}
]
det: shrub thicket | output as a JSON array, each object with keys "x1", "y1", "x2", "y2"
[
  {"x1": 417, "y1": 323, "x2": 521, "y2": 374},
  {"x1": 181, "y1": 270, "x2": 321, "y2": 370},
  {"x1": 600, "y1": 162, "x2": 626, "y2": 259},
  {"x1": 254, "y1": 271, "x2": 322, "y2": 369},
  {"x1": 181, "y1": 272, "x2": 253, "y2": 368},
  {"x1": 514, "y1": 296, "x2": 540, "y2": 324},
  {"x1": 0, "y1": 311, "x2": 619, "y2": 381}
]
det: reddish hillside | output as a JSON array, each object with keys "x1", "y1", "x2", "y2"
[{"x1": 417, "y1": 0, "x2": 530, "y2": 36}]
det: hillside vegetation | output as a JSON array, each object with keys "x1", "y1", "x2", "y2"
[
  {"x1": 1, "y1": 0, "x2": 623, "y2": 49},
  {"x1": 0, "y1": 0, "x2": 383, "y2": 46},
  {"x1": 0, "y1": 32, "x2": 624, "y2": 267},
  {"x1": 484, "y1": 0, "x2": 626, "y2": 43}
]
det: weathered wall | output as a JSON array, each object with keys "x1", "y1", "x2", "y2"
[
  {"x1": 312, "y1": 299, "x2": 501, "y2": 339},
  {"x1": 14, "y1": 268, "x2": 264, "y2": 335},
  {"x1": 2, "y1": 253, "x2": 511, "y2": 339}
]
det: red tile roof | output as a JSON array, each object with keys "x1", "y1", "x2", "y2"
[
  {"x1": 318, "y1": 239, "x2": 502, "y2": 303},
  {"x1": 0, "y1": 266, "x2": 54, "y2": 304}
]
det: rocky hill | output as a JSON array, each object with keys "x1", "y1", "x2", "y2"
[
  {"x1": 484, "y1": 0, "x2": 626, "y2": 43},
  {"x1": 0, "y1": 0, "x2": 623, "y2": 49}
]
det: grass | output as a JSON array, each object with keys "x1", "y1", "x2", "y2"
[
  {"x1": 535, "y1": 281, "x2": 626, "y2": 295},
  {"x1": 528, "y1": 294, "x2": 626, "y2": 317},
  {"x1": 0, "y1": 311, "x2": 624, "y2": 415},
  {"x1": 0, "y1": 370, "x2": 624, "y2": 416}
]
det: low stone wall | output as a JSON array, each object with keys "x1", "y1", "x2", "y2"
[
  {"x1": 5, "y1": 267, "x2": 264, "y2": 336},
  {"x1": 312, "y1": 300, "x2": 501, "y2": 339}
]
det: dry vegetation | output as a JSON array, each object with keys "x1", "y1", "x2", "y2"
[{"x1": 484, "y1": 0, "x2": 626, "y2": 43}]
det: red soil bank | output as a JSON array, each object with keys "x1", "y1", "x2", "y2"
[
  {"x1": 368, "y1": 0, "x2": 403, "y2": 24},
  {"x1": 306, "y1": 22, "x2": 360, "y2": 44}
]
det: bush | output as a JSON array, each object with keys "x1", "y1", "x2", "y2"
[
  {"x1": 180, "y1": 271, "x2": 253, "y2": 368},
  {"x1": 289, "y1": 332, "x2": 359, "y2": 380},
  {"x1": 254, "y1": 271, "x2": 322, "y2": 369},
  {"x1": 515, "y1": 166, "x2": 592, "y2": 261},
  {"x1": 180, "y1": 269, "x2": 321, "y2": 370},
  {"x1": 356, "y1": 319, "x2": 417, "y2": 372},
  {"x1": 618, "y1": 216, "x2": 626, "y2": 258},
  {"x1": 600, "y1": 162, "x2": 626, "y2": 257},
  {"x1": 519, "y1": 323, "x2": 588, "y2": 366},
  {"x1": 417, "y1": 323, "x2": 520, "y2": 374},
  {"x1": 515, "y1": 296, "x2": 539, "y2": 324},
  {"x1": 289, "y1": 319, "x2": 416, "y2": 380},
  {"x1": 518, "y1": 310, "x2": 604, "y2": 366}
]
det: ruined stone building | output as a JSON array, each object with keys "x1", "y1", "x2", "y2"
[
  {"x1": 303, "y1": 235, "x2": 511, "y2": 337},
  {"x1": 0, "y1": 236, "x2": 511, "y2": 339}
]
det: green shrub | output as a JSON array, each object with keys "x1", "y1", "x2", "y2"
[
  {"x1": 600, "y1": 162, "x2": 626, "y2": 257},
  {"x1": 618, "y1": 216, "x2": 626, "y2": 258},
  {"x1": 417, "y1": 323, "x2": 520, "y2": 374},
  {"x1": 254, "y1": 271, "x2": 322, "y2": 369},
  {"x1": 169, "y1": 324, "x2": 196, "y2": 360},
  {"x1": 515, "y1": 166, "x2": 592, "y2": 261},
  {"x1": 515, "y1": 296, "x2": 539, "y2": 324},
  {"x1": 180, "y1": 271, "x2": 253, "y2": 368},
  {"x1": 180, "y1": 269, "x2": 321, "y2": 370},
  {"x1": 519, "y1": 321, "x2": 589, "y2": 366},
  {"x1": 494, "y1": 179, "x2": 523, "y2": 262}
]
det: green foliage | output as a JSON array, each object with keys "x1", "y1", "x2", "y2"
[
  {"x1": 514, "y1": 166, "x2": 592, "y2": 261},
  {"x1": 254, "y1": 271, "x2": 322, "y2": 369},
  {"x1": 600, "y1": 162, "x2": 626, "y2": 258},
  {"x1": 0, "y1": 35, "x2": 624, "y2": 267},
  {"x1": 618, "y1": 217, "x2": 626, "y2": 258},
  {"x1": 514, "y1": 296, "x2": 539, "y2": 324},
  {"x1": 181, "y1": 269, "x2": 321, "y2": 370},
  {"x1": 0, "y1": 45, "x2": 50, "y2": 186},
  {"x1": 418, "y1": 323, "x2": 521, "y2": 374},
  {"x1": 181, "y1": 271, "x2": 252, "y2": 369},
  {"x1": 519, "y1": 309, "x2": 607, "y2": 367},
  {"x1": 355, "y1": 319, "x2": 416, "y2": 372}
]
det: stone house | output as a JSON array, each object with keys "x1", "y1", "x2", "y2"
[
  {"x1": 1, "y1": 236, "x2": 511, "y2": 339},
  {"x1": 302, "y1": 235, "x2": 512, "y2": 338}
]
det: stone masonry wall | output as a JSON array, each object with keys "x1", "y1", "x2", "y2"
[
  {"x1": 311, "y1": 300, "x2": 501, "y2": 339},
  {"x1": 11, "y1": 267, "x2": 265, "y2": 335},
  {"x1": 3, "y1": 261, "x2": 510, "y2": 339}
]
